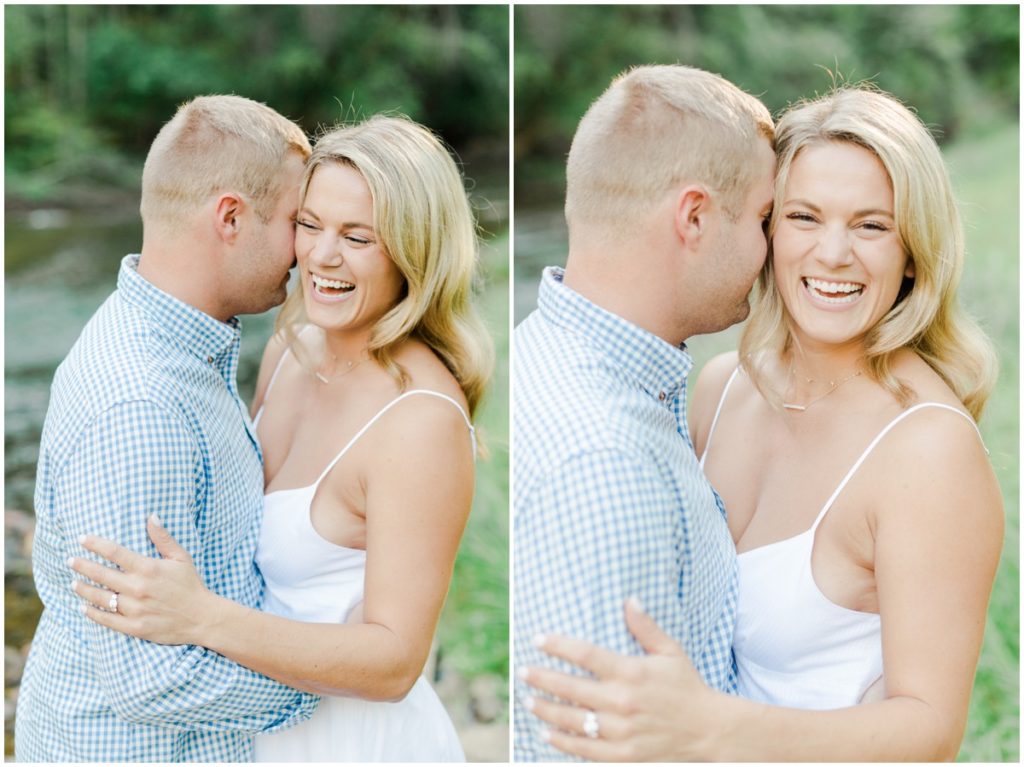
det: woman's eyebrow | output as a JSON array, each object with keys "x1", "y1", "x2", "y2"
[{"x1": 783, "y1": 199, "x2": 894, "y2": 218}]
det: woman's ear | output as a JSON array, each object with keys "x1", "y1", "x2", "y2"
[{"x1": 904, "y1": 258, "x2": 915, "y2": 279}]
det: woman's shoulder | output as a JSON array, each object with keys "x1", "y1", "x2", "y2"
[
  {"x1": 890, "y1": 348, "x2": 968, "y2": 412},
  {"x1": 393, "y1": 339, "x2": 469, "y2": 410},
  {"x1": 868, "y1": 350, "x2": 999, "y2": 524},
  {"x1": 362, "y1": 340, "x2": 473, "y2": 454},
  {"x1": 692, "y1": 351, "x2": 741, "y2": 406},
  {"x1": 689, "y1": 351, "x2": 746, "y2": 451},
  {"x1": 252, "y1": 328, "x2": 303, "y2": 414}
]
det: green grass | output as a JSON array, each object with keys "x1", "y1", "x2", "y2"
[
  {"x1": 688, "y1": 122, "x2": 1020, "y2": 761},
  {"x1": 438, "y1": 230, "x2": 510, "y2": 703},
  {"x1": 947, "y1": 125, "x2": 1019, "y2": 763}
]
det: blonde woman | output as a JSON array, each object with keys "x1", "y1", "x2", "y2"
[
  {"x1": 70, "y1": 115, "x2": 493, "y2": 761},
  {"x1": 520, "y1": 86, "x2": 1003, "y2": 761}
]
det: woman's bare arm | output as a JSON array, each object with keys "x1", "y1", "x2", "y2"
[{"x1": 75, "y1": 398, "x2": 475, "y2": 701}]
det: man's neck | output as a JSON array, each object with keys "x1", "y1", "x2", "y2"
[
  {"x1": 562, "y1": 258, "x2": 687, "y2": 348},
  {"x1": 138, "y1": 242, "x2": 231, "y2": 323}
]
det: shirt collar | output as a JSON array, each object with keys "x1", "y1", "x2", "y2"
[
  {"x1": 117, "y1": 254, "x2": 242, "y2": 365},
  {"x1": 537, "y1": 266, "x2": 693, "y2": 403}
]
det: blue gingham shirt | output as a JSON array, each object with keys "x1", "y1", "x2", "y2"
[
  {"x1": 513, "y1": 268, "x2": 738, "y2": 761},
  {"x1": 15, "y1": 255, "x2": 317, "y2": 762}
]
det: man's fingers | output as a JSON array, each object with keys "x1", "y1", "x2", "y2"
[
  {"x1": 68, "y1": 556, "x2": 130, "y2": 593},
  {"x1": 147, "y1": 514, "x2": 191, "y2": 562},
  {"x1": 624, "y1": 596, "x2": 685, "y2": 657},
  {"x1": 78, "y1": 534, "x2": 143, "y2": 570}
]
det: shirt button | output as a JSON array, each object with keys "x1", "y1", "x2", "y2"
[
  {"x1": 658, "y1": 391, "x2": 667, "y2": 401},
  {"x1": 207, "y1": 355, "x2": 215, "y2": 364}
]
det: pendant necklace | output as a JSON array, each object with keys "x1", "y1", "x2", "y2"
[
  {"x1": 315, "y1": 352, "x2": 368, "y2": 384},
  {"x1": 782, "y1": 365, "x2": 863, "y2": 412}
]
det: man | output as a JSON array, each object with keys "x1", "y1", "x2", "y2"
[
  {"x1": 16, "y1": 95, "x2": 316, "y2": 761},
  {"x1": 513, "y1": 65, "x2": 776, "y2": 760}
]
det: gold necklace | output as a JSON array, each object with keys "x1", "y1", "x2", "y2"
[
  {"x1": 782, "y1": 366, "x2": 863, "y2": 412},
  {"x1": 315, "y1": 353, "x2": 368, "y2": 384}
]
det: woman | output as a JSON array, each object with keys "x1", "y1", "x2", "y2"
[
  {"x1": 520, "y1": 86, "x2": 1003, "y2": 760},
  {"x1": 69, "y1": 114, "x2": 493, "y2": 761}
]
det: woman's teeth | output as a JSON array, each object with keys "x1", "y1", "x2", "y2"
[
  {"x1": 312, "y1": 274, "x2": 355, "y2": 295},
  {"x1": 804, "y1": 277, "x2": 863, "y2": 304}
]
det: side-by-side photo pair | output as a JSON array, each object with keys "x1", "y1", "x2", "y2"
[{"x1": 3, "y1": 3, "x2": 1018, "y2": 764}]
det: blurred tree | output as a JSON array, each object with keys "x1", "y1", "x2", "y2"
[
  {"x1": 514, "y1": 3, "x2": 1019, "y2": 197},
  {"x1": 5, "y1": 4, "x2": 508, "y2": 203}
]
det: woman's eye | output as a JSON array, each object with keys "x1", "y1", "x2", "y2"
[
  {"x1": 786, "y1": 212, "x2": 816, "y2": 223},
  {"x1": 860, "y1": 221, "x2": 889, "y2": 232},
  {"x1": 295, "y1": 220, "x2": 318, "y2": 231},
  {"x1": 345, "y1": 235, "x2": 371, "y2": 245}
]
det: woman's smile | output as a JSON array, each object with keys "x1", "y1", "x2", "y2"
[
  {"x1": 309, "y1": 272, "x2": 356, "y2": 302},
  {"x1": 801, "y1": 277, "x2": 866, "y2": 308}
]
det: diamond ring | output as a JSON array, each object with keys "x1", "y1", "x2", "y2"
[
  {"x1": 582, "y1": 710, "x2": 600, "y2": 739},
  {"x1": 108, "y1": 592, "x2": 119, "y2": 613}
]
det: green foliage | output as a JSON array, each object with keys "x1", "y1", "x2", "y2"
[
  {"x1": 4, "y1": 5, "x2": 508, "y2": 203},
  {"x1": 441, "y1": 232, "x2": 510, "y2": 687},
  {"x1": 515, "y1": 4, "x2": 1019, "y2": 205}
]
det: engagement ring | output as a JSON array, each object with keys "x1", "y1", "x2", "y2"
[
  {"x1": 108, "y1": 592, "x2": 119, "y2": 614},
  {"x1": 582, "y1": 710, "x2": 600, "y2": 739}
]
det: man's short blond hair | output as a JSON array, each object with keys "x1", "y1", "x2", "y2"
[
  {"x1": 140, "y1": 95, "x2": 311, "y2": 230},
  {"x1": 565, "y1": 65, "x2": 774, "y2": 234}
]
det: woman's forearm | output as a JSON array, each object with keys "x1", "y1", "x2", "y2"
[
  {"x1": 198, "y1": 593, "x2": 426, "y2": 701},
  {"x1": 708, "y1": 691, "x2": 959, "y2": 762}
]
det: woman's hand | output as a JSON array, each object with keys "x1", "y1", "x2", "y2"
[
  {"x1": 520, "y1": 597, "x2": 730, "y2": 762},
  {"x1": 69, "y1": 514, "x2": 219, "y2": 646}
]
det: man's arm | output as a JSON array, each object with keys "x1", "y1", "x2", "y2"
[
  {"x1": 515, "y1": 448, "x2": 690, "y2": 760},
  {"x1": 58, "y1": 399, "x2": 317, "y2": 732}
]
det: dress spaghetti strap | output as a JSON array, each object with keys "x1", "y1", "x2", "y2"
[
  {"x1": 809, "y1": 402, "x2": 983, "y2": 533},
  {"x1": 252, "y1": 349, "x2": 291, "y2": 428},
  {"x1": 312, "y1": 389, "x2": 476, "y2": 489},
  {"x1": 699, "y1": 365, "x2": 741, "y2": 469},
  {"x1": 253, "y1": 328, "x2": 317, "y2": 428}
]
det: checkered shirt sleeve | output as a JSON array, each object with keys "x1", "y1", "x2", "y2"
[
  {"x1": 57, "y1": 400, "x2": 316, "y2": 731},
  {"x1": 515, "y1": 448, "x2": 694, "y2": 760}
]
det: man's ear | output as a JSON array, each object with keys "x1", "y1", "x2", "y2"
[
  {"x1": 214, "y1": 193, "x2": 245, "y2": 243},
  {"x1": 674, "y1": 185, "x2": 711, "y2": 249}
]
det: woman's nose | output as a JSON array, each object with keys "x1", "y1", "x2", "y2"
[
  {"x1": 308, "y1": 233, "x2": 343, "y2": 267},
  {"x1": 814, "y1": 224, "x2": 855, "y2": 268}
]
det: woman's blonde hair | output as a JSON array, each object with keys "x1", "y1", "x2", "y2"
[
  {"x1": 276, "y1": 114, "x2": 493, "y2": 417},
  {"x1": 740, "y1": 85, "x2": 997, "y2": 420}
]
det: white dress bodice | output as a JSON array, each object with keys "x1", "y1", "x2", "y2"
[
  {"x1": 701, "y1": 366, "x2": 981, "y2": 709},
  {"x1": 250, "y1": 347, "x2": 472, "y2": 761}
]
